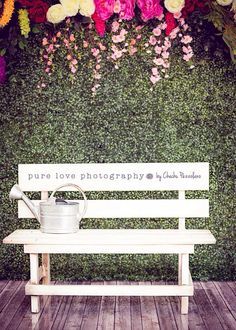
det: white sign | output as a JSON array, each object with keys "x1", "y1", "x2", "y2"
[{"x1": 18, "y1": 163, "x2": 209, "y2": 191}]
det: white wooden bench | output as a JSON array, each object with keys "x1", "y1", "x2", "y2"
[{"x1": 3, "y1": 163, "x2": 216, "y2": 314}]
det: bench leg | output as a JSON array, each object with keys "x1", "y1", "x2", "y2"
[
  {"x1": 179, "y1": 254, "x2": 189, "y2": 315},
  {"x1": 30, "y1": 253, "x2": 40, "y2": 313},
  {"x1": 42, "y1": 253, "x2": 50, "y2": 284}
]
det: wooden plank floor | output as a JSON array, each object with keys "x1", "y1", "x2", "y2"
[{"x1": 0, "y1": 281, "x2": 235, "y2": 330}]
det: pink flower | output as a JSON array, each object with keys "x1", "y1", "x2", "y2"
[
  {"x1": 174, "y1": 12, "x2": 182, "y2": 19},
  {"x1": 70, "y1": 34, "x2": 75, "y2": 42},
  {"x1": 72, "y1": 59, "x2": 78, "y2": 65},
  {"x1": 164, "y1": 39, "x2": 171, "y2": 48},
  {"x1": 91, "y1": 48, "x2": 100, "y2": 57},
  {"x1": 153, "y1": 57, "x2": 164, "y2": 66},
  {"x1": 71, "y1": 66, "x2": 77, "y2": 74},
  {"x1": 136, "y1": 34, "x2": 142, "y2": 40},
  {"x1": 153, "y1": 27, "x2": 161, "y2": 37},
  {"x1": 130, "y1": 38, "x2": 136, "y2": 45},
  {"x1": 137, "y1": 0, "x2": 163, "y2": 21},
  {"x1": 181, "y1": 35, "x2": 193, "y2": 44},
  {"x1": 182, "y1": 46, "x2": 189, "y2": 54},
  {"x1": 67, "y1": 54, "x2": 72, "y2": 61},
  {"x1": 149, "y1": 36, "x2": 157, "y2": 45},
  {"x1": 183, "y1": 53, "x2": 193, "y2": 61},
  {"x1": 94, "y1": 0, "x2": 115, "y2": 20},
  {"x1": 150, "y1": 75, "x2": 161, "y2": 84},
  {"x1": 120, "y1": 28, "x2": 128, "y2": 36},
  {"x1": 98, "y1": 42, "x2": 106, "y2": 51},
  {"x1": 83, "y1": 41, "x2": 89, "y2": 48},
  {"x1": 112, "y1": 21, "x2": 120, "y2": 32},
  {"x1": 159, "y1": 22, "x2": 167, "y2": 30},
  {"x1": 56, "y1": 31, "x2": 61, "y2": 38},
  {"x1": 162, "y1": 52, "x2": 169, "y2": 59},
  {"x1": 119, "y1": 0, "x2": 135, "y2": 20},
  {"x1": 154, "y1": 46, "x2": 162, "y2": 54},
  {"x1": 96, "y1": 64, "x2": 101, "y2": 70},
  {"x1": 135, "y1": 25, "x2": 143, "y2": 31},
  {"x1": 47, "y1": 60, "x2": 52, "y2": 66},
  {"x1": 129, "y1": 46, "x2": 137, "y2": 55},
  {"x1": 152, "y1": 67, "x2": 158, "y2": 75},
  {"x1": 45, "y1": 68, "x2": 50, "y2": 73}
]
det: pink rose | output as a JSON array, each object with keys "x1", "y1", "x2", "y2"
[{"x1": 112, "y1": 21, "x2": 120, "y2": 32}]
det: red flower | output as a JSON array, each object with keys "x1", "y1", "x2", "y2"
[
  {"x1": 182, "y1": 0, "x2": 208, "y2": 18},
  {"x1": 165, "y1": 12, "x2": 176, "y2": 36},
  {"x1": 17, "y1": 0, "x2": 49, "y2": 23},
  {"x1": 92, "y1": 11, "x2": 106, "y2": 37}
]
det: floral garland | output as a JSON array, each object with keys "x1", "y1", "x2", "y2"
[{"x1": 0, "y1": 0, "x2": 15, "y2": 28}]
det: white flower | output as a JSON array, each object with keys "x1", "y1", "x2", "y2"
[
  {"x1": 47, "y1": 4, "x2": 66, "y2": 24},
  {"x1": 79, "y1": 0, "x2": 95, "y2": 17},
  {"x1": 60, "y1": 0, "x2": 80, "y2": 17},
  {"x1": 164, "y1": 0, "x2": 185, "y2": 13},
  {"x1": 216, "y1": 0, "x2": 233, "y2": 6}
]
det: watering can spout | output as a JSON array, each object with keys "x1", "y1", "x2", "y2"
[{"x1": 9, "y1": 184, "x2": 40, "y2": 223}]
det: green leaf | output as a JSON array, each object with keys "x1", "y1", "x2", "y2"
[
  {"x1": 0, "y1": 48, "x2": 6, "y2": 56},
  {"x1": 32, "y1": 25, "x2": 41, "y2": 34},
  {"x1": 18, "y1": 40, "x2": 25, "y2": 50}
]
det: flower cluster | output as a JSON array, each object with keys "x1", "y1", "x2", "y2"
[{"x1": 18, "y1": 9, "x2": 30, "y2": 37}]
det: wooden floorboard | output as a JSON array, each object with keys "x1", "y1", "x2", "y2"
[{"x1": 0, "y1": 280, "x2": 236, "y2": 330}]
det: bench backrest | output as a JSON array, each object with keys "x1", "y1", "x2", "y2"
[{"x1": 17, "y1": 163, "x2": 209, "y2": 229}]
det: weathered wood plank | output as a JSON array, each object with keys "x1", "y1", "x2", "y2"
[
  {"x1": 169, "y1": 295, "x2": 188, "y2": 330},
  {"x1": 80, "y1": 281, "x2": 102, "y2": 330},
  {"x1": 130, "y1": 281, "x2": 142, "y2": 330},
  {"x1": 0, "y1": 281, "x2": 25, "y2": 329},
  {"x1": 152, "y1": 281, "x2": 177, "y2": 330},
  {"x1": 0, "y1": 280, "x2": 9, "y2": 293},
  {"x1": 63, "y1": 281, "x2": 88, "y2": 330},
  {"x1": 201, "y1": 281, "x2": 236, "y2": 329},
  {"x1": 97, "y1": 281, "x2": 116, "y2": 330},
  {"x1": 0, "y1": 280, "x2": 22, "y2": 313},
  {"x1": 17, "y1": 282, "x2": 55, "y2": 330},
  {"x1": 214, "y1": 282, "x2": 236, "y2": 320},
  {"x1": 33, "y1": 281, "x2": 67, "y2": 330},
  {"x1": 194, "y1": 282, "x2": 224, "y2": 329},
  {"x1": 51, "y1": 281, "x2": 74, "y2": 330},
  {"x1": 140, "y1": 281, "x2": 160, "y2": 330},
  {"x1": 115, "y1": 281, "x2": 131, "y2": 330},
  {"x1": 227, "y1": 282, "x2": 236, "y2": 296}
]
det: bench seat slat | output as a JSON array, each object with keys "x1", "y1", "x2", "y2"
[
  {"x1": 3, "y1": 229, "x2": 216, "y2": 245},
  {"x1": 18, "y1": 199, "x2": 209, "y2": 218}
]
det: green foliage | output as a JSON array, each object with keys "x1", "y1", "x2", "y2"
[{"x1": 0, "y1": 18, "x2": 235, "y2": 281}]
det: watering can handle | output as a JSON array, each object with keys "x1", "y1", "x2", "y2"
[{"x1": 49, "y1": 183, "x2": 88, "y2": 219}]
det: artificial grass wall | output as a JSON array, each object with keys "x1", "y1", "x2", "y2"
[{"x1": 0, "y1": 19, "x2": 235, "y2": 281}]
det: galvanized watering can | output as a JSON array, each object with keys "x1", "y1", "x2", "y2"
[{"x1": 9, "y1": 183, "x2": 87, "y2": 234}]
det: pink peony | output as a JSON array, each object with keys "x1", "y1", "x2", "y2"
[
  {"x1": 137, "y1": 0, "x2": 163, "y2": 21},
  {"x1": 94, "y1": 0, "x2": 115, "y2": 20},
  {"x1": 119, "y1": 0, "x2": 135, "y2": 20}
]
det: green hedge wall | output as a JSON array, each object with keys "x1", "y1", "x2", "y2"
[{"x1": 0, "y1": 18, "x2": 235, "y2": 281}]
